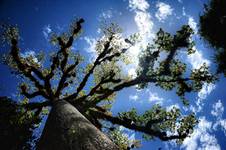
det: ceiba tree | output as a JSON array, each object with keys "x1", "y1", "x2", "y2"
[
  {"x1": 199, "y1": 0, "x2": 226, "y2": 75},
  {"x1": 1, "y1": 18, "x2": 215, "y2": 149}
]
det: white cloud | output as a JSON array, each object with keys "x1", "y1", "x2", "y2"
[
  {"x1": 128, "y1": 0, "x2": 149, "y2": 11},
  {"x1": 186, "y1": 18, "x2": 214, "y2": 113},
  {"x1": 128, "y1": 68, "x2": 137, "y2": 79},
  {"x1": 119, "y1": 126, "x2": 136, "y2": 146},
  {"x1": 219, "y1": 120, "x2": 226, "y2": 135},
  {"x1": 187, "y1": 47, "x2": 214, "y2": 113},
  {"x1": 99, "y1": 10, "x2": 113, "y2": 19},
  {"x1": 129, "y1": 94, "x2": 139, "y2": 101},
  {"x1": 211, "y1": 100, "x2": 226, "y2": 136},
  {"x1": 155, "y1": 2, "x2": 173, "y2": 22},
  {"x1": 178, "y1": 0, "x2": 183, "y2": 3},
  {"x1": 198, "y1": 83, "x2": 216, "y2": 100},
  {"x1": 83, "y1": 36, "x2": 97, "y2": 60},
  {"x1": 134, "y1": 11, "x2": 154, "y2": 39},
  {"x1": 191, "y1": 83, "x2": 216, "y2": 113},
  {"x1": 83, "y1": 36, "x2": 97, "y2": 53},
  {"x1": 21, "y1": 51, "x2": 36, "y2": 58},
  {"x1": 97, "y1": 28, "x2": 101, "y2": 34},
  {"x1": 128, "y1": 0, "x2": 154, "y2": 42},
  {"x1": 182, "y1": 8, "x2": 198, "y2": 36},
  {"x1": 43, "y1": 25, "x2": 52, "y2": 39},
  {"x1": 188, "y1": 17, "x2": 197, "y2": 34},
  {"x1": 185, "y1": 70, "x2": 218, "y2": 148},
  {"x1": 187, "y1": 49, "x2": 210, "y2": 70},
  {"x1": 148, "y1": 92, "x2": 164, "y2": 104},
  {"x1": 166, "y1": 104, "x2": 180, "y2": 111},
  {"x1": 182, "y1": 11, "x2": 197, "y2": 35},
  {"x1": 211, "y1": 100, "x2": 224, "y2": 118},
  {"x1": 213, "y1": 119, "x2": 226, "y2": 136},
  {"x1": 182, "y1": 117, "x2": 220, "y2": 150},
  {"x1": 198, "y1": 133, "x2": 220, "y2": 150},
  {"x1": 20, "y1": 50, "x2": 40, "y2": 65},
  {"x1": 183, "y1": 100, "x2": 226, "y2": 149},
  {"x1": 182, "y1": 7, "x2": 186, "y2": 16},
  {"x1": 127, "y1": 0, "x2": 155, "y2": 76}
]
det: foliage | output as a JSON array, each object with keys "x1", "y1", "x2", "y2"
[
  {"x1": 136, "y1": 25, "x2": 215, "y2": 105},
  {"x1": 0, "y1": 18, "x2": 216, "y2": 149},
  {"x1": 199, "y1": 0, "x2": 226, "y2": 75},
  {"x1": 108, "y1": 127, "x2": 141, "y2": 150},
  {"x1": 0, "y1": 97, "x2": 41, "y2": 150},
  {"x1": 118, "y1": 105, "x2": 197, "y2": 143}
]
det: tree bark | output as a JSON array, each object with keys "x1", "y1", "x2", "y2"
[{"x1": 37, "y1": 100, "x2": 119, "y2": 150}]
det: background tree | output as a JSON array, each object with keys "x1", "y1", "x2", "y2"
[
  {"x1": 0, "y1": 96, "x2": 41, "y2": 150},
  {"x1": 199, "y1": 0, "x2": 226, "y2": 75},
  {"x1": 0, "y1": 19, "x2": 215, "y2": 149}
]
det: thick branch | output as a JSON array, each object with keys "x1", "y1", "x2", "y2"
[
  {"x1": 89, "y1": 109, "x2": 187, "y2": 141},
  {"x1": 10, "y1": 39, "x2": 46, "y2": 93},
  {"x1": 22, "y1": 101, "x2": 51, "y2": 110},
  {"x1": 162, "y1": 48, "x2": 177, "y2": 75},
  {"x1": 55, "y1": 60, "x2": 79, "y2": 97},
  {"x1": 65, "y1": 44, "x2": 130, "y2": 102},
  {"x1": 64, "y1": 36, "x2": 114, "y2": 100},
  {"x1": 46, "y1": 19, "x2": 84, "y2": 78},
  {"x1": 21, "y1": 89, "x2": 48, "y2": 99},
  {"x1": 10, "y1": 39, "x2": 45, "y2": 79},
  {"x1": 83, "y1": 76, "x2": 195, "y2": 109},
  {"x1": 68, "y1": 73, "x2": 121, "y2": 106},
  {"x1": 44, "y1": 19, "x2": 85, "y2": 100}
]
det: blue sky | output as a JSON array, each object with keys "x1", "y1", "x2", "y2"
[{"x1": 1, "y1": 0, "x2": 226, "y2": 149}]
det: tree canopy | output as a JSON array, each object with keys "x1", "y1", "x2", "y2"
[
  {"x1": 0, "y1": 18, "x2": 216, "y2": 149},
  {"x1": 0, "y1": 96, "x2": 41, "y2": 150},
  {"x1": 199, "y1": 0, "x2": 226, "y2": 75}
]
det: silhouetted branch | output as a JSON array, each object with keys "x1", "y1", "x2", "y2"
[
  {"x1": 23, "y1": 101, "x2": 50, "y2": 110},
  {"x1": 89, "y1": 109, "x2": 187, "y2": 141},
  {"x1": 83, "y1": 76, "x2": 209, "y2": 109},
  {"x1": 161, "y1": 48, "x2": 177, "y2": 75},
  {"x1": 55, "y1": 59, "x2": 80, "y2": 97},
  {"x1": 46, "y1": 19, "x2": 84, "y2": 78},
  {"x1": 10, "y1": 39, "x2": 46, "y2": 93},
  {"x1": 21, "y1": 89, "x2": 48, "y2": 99},
  {"x1": 64, "y1": 36, "x2": 114, "y2": 100},
  {"x1": 69, "y1": 72, "x2": 122, "y2": 106}
]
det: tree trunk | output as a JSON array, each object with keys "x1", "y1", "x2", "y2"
[{"x1": 37, "y1": 100, "x2": 119, "y2": 150}]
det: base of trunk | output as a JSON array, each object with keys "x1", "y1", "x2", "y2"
[{"x1": 37, "y1": 100, "x2": 118, "y2": 150}]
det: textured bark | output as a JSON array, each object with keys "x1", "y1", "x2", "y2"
[{"x1": 37, "y1": 100, "x2": 119, "y2": 150}]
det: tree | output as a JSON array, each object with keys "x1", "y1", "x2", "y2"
[
  {"x1": 0, "y1": 96, "x2": 41, "y2": 150},
  {"x1": 0, "y1": 19, "x2": 215, "y2": 149},
  {"x1": 199, "y1": 0, "x2": 226, "y2": 75}
]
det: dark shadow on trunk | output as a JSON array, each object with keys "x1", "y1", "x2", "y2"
[{"x1": 37, "y1": 100, "x2": 119, "y2": 150}]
